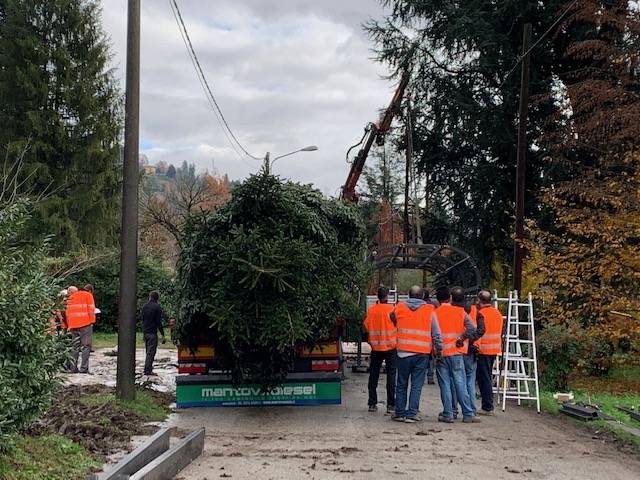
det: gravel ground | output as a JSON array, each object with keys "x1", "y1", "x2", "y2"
[
  {"x1": 69, "y1": 348, "x2": 640, "y2": 479},
  {"x1": 172, "y1": 373, "x2": 640, "y2": 480},
  {"x1": 63, "y1": 346, "x2": 177, "y2": 392}
]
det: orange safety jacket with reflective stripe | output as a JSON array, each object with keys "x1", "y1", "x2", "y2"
[
  {"x1": 363, "y1": 303, "x2": 396, "y2": 351},
  {"x1": 477, "y1": 305, "x2": 503, "y2": 355},
  {"x1": 394, "y1": 302, "x2": 434, "y2": 354},
  {"x1": 435, "y1": 303, "x2": 467, "y2": 356},
  {"x1": 65, "y1": 291, "x2": 96, "y2": 329},
  {"x1": 469, "y1": 305, "x2": 478, "y2": 325}
]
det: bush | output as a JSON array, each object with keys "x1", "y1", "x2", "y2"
[
  {"x1": 0, "y1": 200, "x2": 67, "y2": 442},
  {"x1": 176, "y1": 173, "x2": 367, "y2": 389},
  {"x1": 66, "y1": 255, "x2": 176, "y2": 332},
  {"x1": 538, "y1": 321, "x2": 618, "y2": 390},
  {"x1": 578, "y1": 335, "x2": 614, "y2": 377},
  {"x1": 537, "y1": 322, "x2": 584, "y2": 391}
]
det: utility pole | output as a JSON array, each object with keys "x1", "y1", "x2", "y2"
[
  {"x1": 403, "y1": 97, "x2": 412, "y2": 244},
  {"x1": 116, "y1": 0, "x2": 141, "y2": 401},
  {"x1": 513, "y1": 23, "x2": 532, "y2": 294}
]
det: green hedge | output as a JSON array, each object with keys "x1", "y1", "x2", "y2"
[
  {"x1": 66, "y1": 255, "x2": 176, "y2": 332},
  {"x1": 0, "y1": 200, "x2": 66, "y2": 442}
]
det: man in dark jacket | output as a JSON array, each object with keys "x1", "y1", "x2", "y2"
[{"x1": 142, "y1": 291, "x2": 165, "y2": 376}]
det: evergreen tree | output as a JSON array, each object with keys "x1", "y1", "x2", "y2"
[
  {"x1": 0, "y1": 0, "x2": 122, "y2": 252},
  {"x1": 366, "y1": 1, "x2": 567, "y2": 278},
  {"x1": 358, "y1": 147, "x2": 403, "y2": 246}
]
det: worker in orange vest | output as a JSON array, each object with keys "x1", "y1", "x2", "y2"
[
  {"x1": 363, "y1": 286, "x2": 397, "y2": 413},
  {"x1": 457, "y1": 289, "x2": 485, "y2": 417},
  {"x1": 65, "y1": 285, "x2": 96, "y2": 373},
  {"x1": 390, "y1": 285, "x2": 442, "y2": 423},
  {"x1": 475, "y1": 290, "x2": 504, "y2": 415},
  {"x1": 435, "y1": 286, "x2": 480, "y2": 423}
]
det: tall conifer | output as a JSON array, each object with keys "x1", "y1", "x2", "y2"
[{"x1": 0, "y1": 0, "x2": 122, "y2": 251}]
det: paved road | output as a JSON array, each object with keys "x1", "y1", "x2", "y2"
[{"x1": 171, "y1": 372, "x2": 640, "y2": 480}]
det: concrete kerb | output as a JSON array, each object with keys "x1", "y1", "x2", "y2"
[
  {"x1": 128, "y1": 428, "x2": 205, "y2": 480},
  {"x1": 87, "y1": 427, "x2": 173, "y2": 480}
]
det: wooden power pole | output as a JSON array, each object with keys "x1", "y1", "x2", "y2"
[
  {"x1": 116, "y1": 0, "x2": 141, "y2": 401},
  {"x1": 513, "y1": 23, "x2": 532, "y2": 294},
  {"x1": 403, "y1": 97, "x2": 413, "y2": 244}
]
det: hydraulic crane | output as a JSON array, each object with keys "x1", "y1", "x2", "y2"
[{"x1": 341, "y1": 70, "x2": 410, "y2": 203}]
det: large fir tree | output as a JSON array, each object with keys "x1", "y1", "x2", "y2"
[
  {"x1": 366, "y1": 1, "x2": 568, "y2": 278},
  {"x1": 0, "y1": 0, "x2": 122, "y2": 251}
]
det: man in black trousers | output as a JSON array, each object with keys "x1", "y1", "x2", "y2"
[{"x1": 141, "y1": 291, "x2": 165, "y2": 376}]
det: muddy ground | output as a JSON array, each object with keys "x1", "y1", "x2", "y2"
[
  {"x1": 172, "y1": 374, "x2": 640, "y2": 480},
  {"x1": 27, "y1": 384, "x2": 165, "y2": 458},
  {"x1": 35, "y1": 347, "x2": 176, "y2": 461},
  {"x1": 65, "y1": 347, "x2": 640, "y2": 479}
]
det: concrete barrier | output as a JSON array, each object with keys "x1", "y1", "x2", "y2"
[
  {"x1": 129, "y1": 428, "x2": 205, "y2": 480},
  {"x1": 88, "y1": 427, "x2": 172, "y2": 480}
]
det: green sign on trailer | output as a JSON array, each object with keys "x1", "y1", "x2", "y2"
[{"x1": 176, "y1": 373, "x2": 341, "y2": 408}]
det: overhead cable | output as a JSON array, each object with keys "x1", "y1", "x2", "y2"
[
  {"x1": 498, "y1": 0, "x2": 580, "y2": 89},
  {"x1": 169, "y1": 0, "x2": 252, "y2": 168},
  {"x1": 170, "y1": 0, "x2": 261, "y2": 164}
]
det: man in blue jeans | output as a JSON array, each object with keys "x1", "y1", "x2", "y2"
[
  {"x1": 453, "y1": 287, "x2": 485, "y2": 416},
  {"x1": 424, "y1": 290, "x2": 440, "y2": 385},
  {"x1": 390, "y1": 286, "x2": 442, "y2": 423},
  {"x1": 435, "y1": 287, "x2": 481, "y2": 423}
]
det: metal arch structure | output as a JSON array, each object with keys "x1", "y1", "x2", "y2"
[{"x1": 369, "y1": 243, "x2": 482, "y2": 294}]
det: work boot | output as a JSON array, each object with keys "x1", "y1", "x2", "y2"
[
  {"x1": 463, "y1": 416, "x2": 482, "y2": 423},
  {"x1": 404, "y1": 415, "x2": 423, "y2": 423},
  {"x1": 391, "y1": 415, "x2": 405, "y2": 422},
  {"x1": 438, "y1": 415, "x2": 454, "y2": 424},
  {"x1": 478, "y1": 409, "x2": 495, "y2": 416},
  {"x1": 385, "y1": 406, "x2": 395, "y2": 415},
  {"x1": 368, "y1": 405, "x2": 377, "y2": 412}
]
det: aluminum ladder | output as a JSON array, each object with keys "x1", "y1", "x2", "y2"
[
  {"x1": 499, "y1": 291, "x2": 541, "y2": 412},
  {"x1": 491, "y1": 291, "x2": 509, "y2": 397}
]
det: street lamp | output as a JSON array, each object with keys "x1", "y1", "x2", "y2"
[{"x1": 264, "y1": 146, "x2": 318, "y2": 174}]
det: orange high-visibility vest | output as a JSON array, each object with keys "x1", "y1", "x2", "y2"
[
  {"x1": 469, "y1": 305, "x2": 478, "y2": 325},
  {"x1": 363, "y1": 303, "x2": 396, "y2": 351},
  {"x1": 435, "y1": 303, "x2": 467, "y2": 356},
  {"x1": 394, "y1": 302, "x2": 434, "y2": 354},
  {"x1": 477, "y1": 305, "x2": 503, "y2": 355},
  {"x1": 66, "y1": 291, "x2": 96, "y2": 329}
]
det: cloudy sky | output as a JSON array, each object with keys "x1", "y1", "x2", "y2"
[{"x1": 101, "y1": 0, "x2": 393, "y2": 195}]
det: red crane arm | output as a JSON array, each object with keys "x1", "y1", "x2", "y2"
[{"x1": 341, "y1": 71, "x2": 410, "y2": 203}]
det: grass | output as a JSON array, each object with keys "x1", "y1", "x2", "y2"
[
  {"x1": 80, "y1": 388, "x2": 169, "y2": 422},
  {"x1": 540, "y1": 364, "x2": 640, "y2": 447},
  {"x1": 92, "y1": 331, "x2": 174, "y2": 350},
  {"x1": 0, "y1": 434, "x2": 101, "y2": 480}
]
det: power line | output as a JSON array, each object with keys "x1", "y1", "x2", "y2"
[
  {"x1": 170, "y1": 0, "x2": 262, "y2": 164},
  {"x1": 498, "y1": 0, "x2": 580, "y2": 89},
  {"x1": 168, "y1": 0, "x2": 252, "y2": 168}
]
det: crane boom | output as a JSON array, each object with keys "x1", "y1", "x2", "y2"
[{"x1": 341, "y1": 70, "x2": 410, "y2": 202}]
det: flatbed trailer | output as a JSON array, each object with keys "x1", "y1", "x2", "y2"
[{"x1": 176, "y1": 339, "x2": 343, "y2": 408}]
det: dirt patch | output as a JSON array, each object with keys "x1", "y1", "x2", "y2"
[{"x1": 26, "y1": 384, "x2": 169, "y2": 458}]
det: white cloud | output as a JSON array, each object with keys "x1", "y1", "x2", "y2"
[{"x1": 101, "y1": 0, "x2": 393, "y2": 192}]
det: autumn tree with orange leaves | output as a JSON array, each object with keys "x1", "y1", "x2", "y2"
[
  {"x1": 529, "y1": 0, "x2": 640, "y2": 356},
  {"x1": 141, "y1": 163, "x2": 230, "y2": 265}
]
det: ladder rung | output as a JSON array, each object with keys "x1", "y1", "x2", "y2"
[
  {"x1": 505, "y1": 338, "x2": 534, "y2": 343},
  {"x1": 508, "y1": 322, "x2": 534, "y2": 326},
  {"x1": 503, "y1": 376, "x2": 536, "y2": 381},
  {"x1": 504, "y1": 357, "x2": 536, "y2": 362}
]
